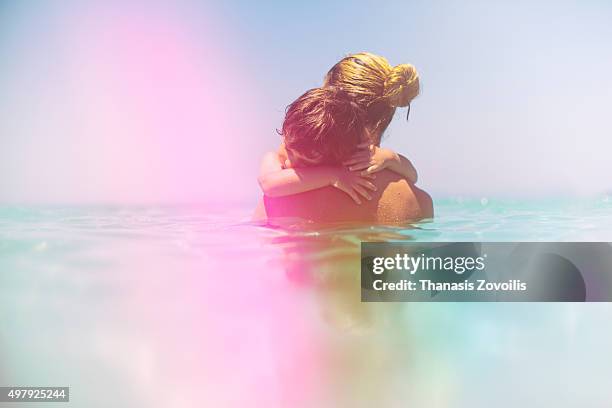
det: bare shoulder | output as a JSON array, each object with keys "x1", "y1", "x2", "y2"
[{"x1": 374, "y1": 171, "x2": 433, "y2": 222}]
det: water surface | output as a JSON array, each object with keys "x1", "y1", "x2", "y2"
[{"x1": 1, "y1": 198, "x2": 611, "y2": 407}]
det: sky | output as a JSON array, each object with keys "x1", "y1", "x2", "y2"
[{"x1": 1, "y1": 0, "x2": 611, "y2": 204}]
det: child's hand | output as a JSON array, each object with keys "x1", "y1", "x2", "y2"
[
  {"x1": 343, "y1": 143, "x2": 400, "y2": 175},
  {"x1": 330, "y1": 167, "x2": 377, "y2": 204}
]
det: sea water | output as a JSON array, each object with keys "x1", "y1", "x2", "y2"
[{"x1": 1, "y1": 197, "x2": 611, "y2": 407}]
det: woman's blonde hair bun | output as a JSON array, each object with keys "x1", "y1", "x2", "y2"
[{"x1": 383, "y1": 64, "x2": 419, "y2": 108}]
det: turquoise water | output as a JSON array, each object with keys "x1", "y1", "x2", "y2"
[
  {"x1": 1, "y1": 198, "x2": 611, "y2": 407},
  {"x1": 258, "y1": 196, "x2": 612, "y2": 241}
]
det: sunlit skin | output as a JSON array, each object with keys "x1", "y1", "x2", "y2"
[
  {"x1": 254, "y1": 129, "x2": 433, "y2": 224},
  {"x1": 257, "y1": 136, "x2": 432, "y2": 224},
  {"x1": 258, "y1": 137, "x2": 418, "y2": 205}
]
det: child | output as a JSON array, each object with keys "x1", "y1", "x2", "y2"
[{"x1": 258, "y1": 86, "x2": 418, "y2": 205}]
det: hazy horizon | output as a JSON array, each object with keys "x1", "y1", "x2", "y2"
[{"x1": 1, "y1": 0, "x2": 611, "y2": 204}]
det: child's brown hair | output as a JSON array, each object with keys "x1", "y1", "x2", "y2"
[{"x1": 280, "y1": 86, "x2": 366, "y2": 166}]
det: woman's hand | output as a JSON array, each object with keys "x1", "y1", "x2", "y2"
[
  {"x1": 343, "y1": 143, "x2": 400, "y2": 175},
  {"x1": 330, "y1": 166, "x2": 377, "y2": 204}
]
